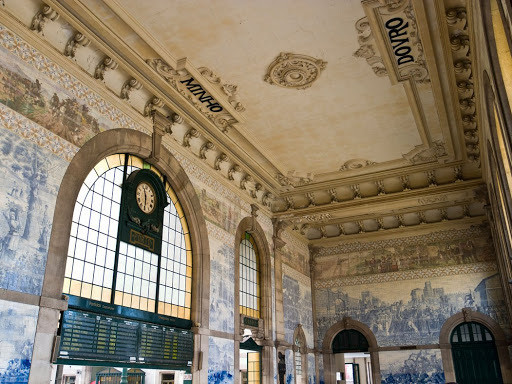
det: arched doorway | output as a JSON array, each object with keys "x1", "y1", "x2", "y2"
[
  {"x1": 332, "y1": 330, "x2": 370, "y2": 384},
  {"x1": 322, "y1": 318, "x2": 380, "y2": 384},
  {"x1": 439, "y1": 309, "x2": 512, "y2": 383},
  {"x1": 451, "y1": 322, "x2": 503, "y2": 384}
]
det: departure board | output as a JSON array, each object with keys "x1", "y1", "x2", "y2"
[{"x1": 58, "y1": 309, "x2": 193, "y2": 367}]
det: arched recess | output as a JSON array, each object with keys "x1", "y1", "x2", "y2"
[
  {"x1": 293, "y1": 325, "x2": 308, "y2": 384},
  {"x1": 44, "y1": 128, "x2": 210, "y2": 327},
  {"x1": 33, "y1": 129, "x2": 210, "y2": 384},
  {"x1": 321, "y1": 317, "x2": 380, "y2": 384},
  {"x1": 234, "y1": 215, "x2": 272, "y2": 384},
  {"x1": 439, "y1": 308, "x2": 512, "y2": 383}
]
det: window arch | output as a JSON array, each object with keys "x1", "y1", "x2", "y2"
[
  {"x1": 239, "y1": 231, "x2": 260, "y2": 318},
  {"x1": 293, "y1": 325, "x2": 307, "y2": 384},
  {"x1": 62, "y1": 153, "x2": 192, "y2": 319}
]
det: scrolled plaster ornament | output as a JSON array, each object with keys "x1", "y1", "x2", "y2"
[
  {"x1": 120, "y1": 78, "x2": 142, "y2": 100},
  {"x1": 353, "y1": 17, "x2": 388, "y2": 77},
  {"x1": 94, "y1": 57, "x2": 118, "y2": 80},
  {"x1": 199, "y1": 141, "x2": 214, "y2": 159},
  {"x1": 198, "y1": 66, "x2": 246, "y2": 112},
  {"x1": 144, "y1": 96, "x2": 165, "y2": 117},
  {"x1": 214, "y1": 153, "x2": 228, "y2": 170},
  {"x1": 146, "y1": 58, "x2": 188, "y2": 81},
  {"x1": 64, "y1": 32, "x2": 91, "y2": 58},
  {"x1": 31, "y1": 4, "x2": 59, "y2": 33},
  {"x1": 264, "y1": 53, "x2": 327, "y2": 89}
]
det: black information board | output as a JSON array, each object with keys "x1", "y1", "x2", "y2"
[{"x1": 58, "y1": 309, "x2": 193, "y2": 368}]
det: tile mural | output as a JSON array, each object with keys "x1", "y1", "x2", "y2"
[
  {"x1": 318, "y1": 356, "x2": 324, "y2": 384},
  {"x1": 308, "y1": 354, "x2": 316, "y2": 384},
  {"x1": 315, "y1": 228, "x2": 495, "y2": 281},
  {"x1": 285, "y1": 349, "x2": 294, "y2": 384},
  {"x1": 209, "y1": 237, "x2": 235, "y2": 333},
  {"x1": 197, "y1": 187, "x2": 243, "y2": 235},
  {"x1": 316, "y1": 272, "x2": 508, "y2": 348},
  {"x1": 379, "y1": 350, "x2": 445, "y2": 384},
  {"x1": 0, "y1": 41, "x2": 111, "y2": 147},
  {"x1": 281, "y1": 232, "x2": 310, "y2": 277},
  {"x1": 283, "y1": 274, "x2": 314, "y2": 347},
  {"x1": 208, "y1": 337, "x2": 234, "y2": 384},
  {"x1": 0, "y1": 123, "x2": 68, "y2": 295},
  {"x1": 0, "y1": 299, "x2": 39, "y2": 384}
]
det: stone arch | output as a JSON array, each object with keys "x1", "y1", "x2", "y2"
[
  {"x1": 234, "y1": 215, "x2": 273, "y2": 384},
  {"x1": 36, "y1": 128, "x2": 210, "y2": 383},
  {"x1": 321, "y1": 317, "x2": 380, "y2": 384},
  {"x1": 439, "y1": 308, "x2": 512, "y2": 383}
]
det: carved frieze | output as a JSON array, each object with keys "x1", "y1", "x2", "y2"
[
  {"x1": 264, "y1": 53, "x2": 327, "y2": 89},
  {"x1": 445, "y1": 7, "x2": 480, "y2": 163},
  {"x1": 355, "y1": 0, "x2": 430, "y2": 83}
]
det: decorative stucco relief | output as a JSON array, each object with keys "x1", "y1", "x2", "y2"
[
  {"x1": 339, "y1": 158, "x2": 377, "y2": 171},
  {"x1": 353, "y1": 17, "x2": 388, "y2": 77},
  {"x1": 354, "y1": 0, "x2": 430, "y2": 83},
  {"x1": 445, "y1": 7, "x2": 480, "y2": 163},
  {"x1": 198, "y1": 67, "x2": 245, "y2": 112},
  {"x1": 264, "y1": 53, "x2": 327, "y2": 89},
  {"x1": 146, "y1": 59, "x2": 238, "y2": 133},
  {"x1": 403, "y1": 140, "x2": 447, "y2": 164}
]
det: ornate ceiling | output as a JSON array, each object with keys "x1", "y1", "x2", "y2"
[{"x1": 1, "y1": 0, "x2": 487, "y2": 243}]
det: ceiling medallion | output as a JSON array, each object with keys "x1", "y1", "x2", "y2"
[{"x1": 264, "y1": 52, "x2": 327, "y2": 89}]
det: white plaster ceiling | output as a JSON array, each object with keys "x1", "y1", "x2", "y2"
[{"x1": 114, "y1": 0, "x2": 428, "y2": 175}]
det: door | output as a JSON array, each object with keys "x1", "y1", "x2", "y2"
[{"x1": 451, "y1": 322, "x2": 503, "y2": 384}]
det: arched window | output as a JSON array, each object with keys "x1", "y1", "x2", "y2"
[
  {"x1": 239, "y1": 232, "x2": 260, "y2": 319},
  {"x1": 294, "y1": 325, "x2": 307, "y2": 384},
  {"x1": 62, "y1": 153, "x2": 192, "y2": 319}
]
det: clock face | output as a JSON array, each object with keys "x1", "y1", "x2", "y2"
[{"x1": 136, "y1": 182, "x2": 156, "y2": 214}]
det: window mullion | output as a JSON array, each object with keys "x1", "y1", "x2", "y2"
[{"x1": 110, "y1": 154, "x2": 129, "y2": 304}]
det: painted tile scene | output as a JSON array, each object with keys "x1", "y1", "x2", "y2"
[{"x1": 0, "y1": 300, "x2": 38, "y2": 384}]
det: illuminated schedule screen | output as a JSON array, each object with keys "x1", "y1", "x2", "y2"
[{"x1": 58, "y1": 309, "x2": 193, "y2": 368}]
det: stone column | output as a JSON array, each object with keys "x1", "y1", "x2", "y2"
[
  {"x1": 308, "y1": 246, "x2": 321, "y2": 384},
  {"x1": 272, "y1": 219, "x2": 287, "y2": 343},
  {"x1": 28, "y1": 297, "x2": 68, "y2": 384}
]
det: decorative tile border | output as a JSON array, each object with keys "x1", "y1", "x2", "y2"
[
  {"x1": 0, "y1": 102, "x2": 77, "y2": 161},
  {"x1": 283, "y1": 263, "x2": 311, "y2": 287},
  {"x1": 314, "y1": 262, "x2": 497, "y2": 288},
  {"x1": 317, "y1": 225, "x2": 490, "y2": 256},
  {"x1": 206, "y1": 221, "x2": 234, "y2": 244}
]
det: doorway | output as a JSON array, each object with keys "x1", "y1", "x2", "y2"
[
  {"x1": 451, "y1": 322, "x2": 503, "y2": 384},
  {"x1": 332, "y1": 330, "x2": 373, "y2": 384}
]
